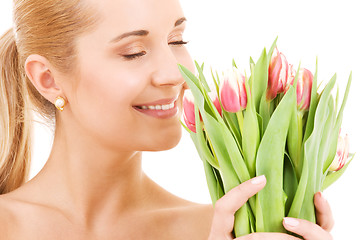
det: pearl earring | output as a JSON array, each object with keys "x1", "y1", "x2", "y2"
[{"x1": 54, "y1": 96, "x2": 66, "y2": 111}]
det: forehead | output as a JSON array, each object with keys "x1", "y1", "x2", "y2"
[{"x1": 88, "y1": 0, "x2": 185, "y2": 32}]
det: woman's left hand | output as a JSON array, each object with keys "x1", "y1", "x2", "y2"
[{"x1": 282, "y1": 192, "x2": 334, "y2": 240}]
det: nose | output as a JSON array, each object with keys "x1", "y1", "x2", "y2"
[{"x1": 150, "y1": 45, "x2": 186, "y2": 88}]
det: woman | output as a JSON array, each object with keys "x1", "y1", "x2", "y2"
[{"x1": 0, "y1": 0, "x2": 334, "y2": 239}]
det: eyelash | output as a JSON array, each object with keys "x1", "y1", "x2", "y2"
[{"x1": 122, "y1": 40, "x2": 189, "y2": 60}]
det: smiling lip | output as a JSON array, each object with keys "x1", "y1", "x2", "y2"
[
  {"x1": 134, "y1": 97, "x2": 178, "y2": 107},
  {"x1": 133, "y1": 97, "x2": 180, "y2": 119}
]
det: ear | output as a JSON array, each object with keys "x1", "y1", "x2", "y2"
[{"x1": 24, "y1": 54, "x2": 63, "y2": 104}]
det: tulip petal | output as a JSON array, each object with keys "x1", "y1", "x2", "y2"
[
  {"x1": 219, "y1": 68, "x2": 244, "y2": 113},
  {"x1": 322, "y1": 153, "x2": 355, "y2": 190},
  {"x1": 183, "y1": 113, "x2": 196, "y2": 133}
]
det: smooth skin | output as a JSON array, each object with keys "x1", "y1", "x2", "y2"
[{"x1": 0, "y1": 0, "x2": 333, "y2": 239}]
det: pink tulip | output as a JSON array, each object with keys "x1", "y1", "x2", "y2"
[
  {"x1": 329, "y1": 133, "x2": 349, "y2": 171},
  {"x1": 267, "y1": 48, "x2": 289, "y2": 100},
  {"x1": 284, "y1": 65, "x2": 313, "y2": 111},
  {"x1": 183, "y1": 114, "x2": 197, "y2": 133},
  {"x1": 296, "y1": 68, "x2": 313, "y2": 111},
  {"x1": 209, "y1": 91, "x2": 222, "y2": 117},
  {"x1": 219, "y1": 68, "x2": 247, "y2": 113},
  {"x1": 182, "y1": 89, "x2": 197, "y2": 133},
  {"x1": 285, "y1": 64, "x2": 296, "y2": 92}
]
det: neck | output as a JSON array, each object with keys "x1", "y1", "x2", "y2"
[{"x1": 32, "y1": 115, "x2": 151, "y2": 227}]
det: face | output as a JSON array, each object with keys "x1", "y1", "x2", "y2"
[{"x1": 62, "y1": 0, "x2": 194, "y2": 152}]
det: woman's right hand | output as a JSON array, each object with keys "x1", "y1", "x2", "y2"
[{"x1": 208, "y1": 175, "x2": 325, "y2": 240}]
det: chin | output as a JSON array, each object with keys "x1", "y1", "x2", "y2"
[{"x1": 145, "y1": 125, "x2": 182, "y2": 151}]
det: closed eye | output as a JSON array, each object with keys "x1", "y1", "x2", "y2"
[
  {"x1": 169, "y1": 40, "x2": 189, "y2": 46},
  {"x1": 122, "y1": 51, "x2": 146, "y2": 60},
  {"x1": 122, "y1": 41, "x2": 189, "y2": 60}
]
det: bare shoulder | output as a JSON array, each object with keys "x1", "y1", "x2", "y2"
[
  {"x1": 144, "y1": 176, "x2": 215, "y2": 239},
  {"x1": 0, "y1": 195, "x2": 18, "y2": 239},
  {"x1": 164, "y1": 201, "x2": 214, "y2": 240}
]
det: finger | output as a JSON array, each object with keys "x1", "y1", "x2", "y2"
[
  {"x1": 283, "y1": 217, "x2": 333, "y2": 240},
  {"x1": 215, "y1": 175, "x2": 266, "y2": 215},
  {"x1": 209, "y1": 175, "x2": 266, "y2": 239},
  {"x1": 235, "y1": 232, "x2": 301, "y2": 240},
  {"x1": 314, "y1": 192, "x2": 334, "y2": 231}
]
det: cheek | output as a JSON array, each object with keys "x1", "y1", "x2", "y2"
[
  {"x1": 71, "y1": 66, "x2": 183, "y2": 151},
  {"x1": 71, "y1": 67, "x2": 148, "y2": 149}
]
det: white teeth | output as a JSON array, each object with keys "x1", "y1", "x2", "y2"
[{"x1": 137, "y1": 102, "x2": 175, "y2": 111}]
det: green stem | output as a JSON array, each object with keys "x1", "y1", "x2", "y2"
[
  {"x1": 204, "y1": 129, "x2": 218, "y2": 165},
  {"x1": 295, "y1": 111, "x2": 304, "y2": 179},
  {"x1": 236, "y1": 111, "x2": 244, "y2": 136}
]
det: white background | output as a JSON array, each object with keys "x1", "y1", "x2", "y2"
[{"x1": 1, "y1": 0, "x2": 359, "y2": 239}]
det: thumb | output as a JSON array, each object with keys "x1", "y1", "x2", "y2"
[{"x1": 209, "y1": 175, "x2": 266, "y2": 239}]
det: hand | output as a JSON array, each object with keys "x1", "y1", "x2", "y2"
[
  {"x1": 208, "y1": 176, "x2": 334, "y2": 240},
  {"x1": 282, "y1": 192, "x2": 334, "y2": 240}
]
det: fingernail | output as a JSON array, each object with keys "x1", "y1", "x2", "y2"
[
  {"x1": 284, "y1": 217, "x2": 299, "y2": 227},
  {"x1": 251, "y1": 175, "x2": 266, "y2": 184},
  {"x1": 318, "y1": 191, "x2": 327, "y2": 202}
]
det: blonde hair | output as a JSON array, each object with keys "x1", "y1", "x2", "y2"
[{"x1": 0, "y1": 0, "x2": 99, "y2": 194}]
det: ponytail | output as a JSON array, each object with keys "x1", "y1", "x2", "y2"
[
  {"x1": 0, "y1": 0, "x2": 100, "y2": 195},
  {"x1": 0, "y1": 29, "x2": 32, "y2": 195}
]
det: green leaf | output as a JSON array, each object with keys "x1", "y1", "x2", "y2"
[
  {"x1": 178, "y1": 63, "x2": 202, "y2": 89},
  {"x1": 256, "y1": 193, "x2": 265, "y2": 231},
  {"x1": 303, "y1": 59, "x2": 319, "y2": 142},
  {"x1": 222, "y1": 111, "x2": 243, "y2": 152},
  {"x1": 315, "y1": 96, "x2": 336, "y2": 190},
  {"x1": 191, "y1": 133, "x2": 219, "y2": 205},
  {"x1": 234, "y1": 204, "x2": 251, "y2": 236},
  {"x1": 287, "y1": 110, "x2": 303, "y2": 180},
  {"x1": 232, "y1": 58, "x2": 238, "y2": 68},
  {"x1": 194, "y1": 104, "x2": 220, "y2": 169},
  {"x1": 195, "y1": 61, "x2": 211, "y2": 92},
  {"x1": 211, "y1": 67, "x2": 219, "y2": 93},
  {"x1": 182, "y1": 65, "x2": 252, "y2": 189},
  {"x1": 288, "y1": 147, "x2": 308, "y2": 219},
  {"x1": 213, "y1": 167, "x2": 225, "y2": 199},
  {"x1": 253, "y1": 48, "x2": 268, "y2": 112},
  {"x1": 256, "y1": 112, "x2": 263, "y2": 138},
  {"x1": 189, "y1": 127, "x2": 224, "y2": 205},
  {"x1": 250, "y1": 57, "x2": 255, "y2": 65},
  {"x1": 267, "y1": 37, "x2": 278, "y2": 64},
  {"x1": 256, "y1": 84, "x2": 295, "y2": 232},
  {"x1": 180, "y1": 119, "x2": 192, "y2": 133},
  {"x1": 180, "y1": 64, "x2": 246, "y2": 192},
  {"x1": 259, "y1": 93, "x2": 270, "y2": 134},
  {"x1": 284, "y1": 152, "x2": 298, "y2": 216},
  {"x1": 299, "y1": 74, "x2": 336, "y2": 223},
  {"x1": 179, "y1": 64, "x2": 221, "y2": 121},
  {"x1": 323, "y1": 72, "x2": 352, "y2": 173},
  {"x1": 242, "y1": 65, "x2": 260, "y2": 177},
  {"x1": 286, "y1": 63, "x2": 302, "y2": 179},
  {"x1": 335, "y1": 84, "x2": 340, "y2": 115}
]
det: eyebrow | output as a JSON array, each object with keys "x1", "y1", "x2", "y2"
[{"x1": 109, "y1": 17, "x2": 187, "y2": 43}]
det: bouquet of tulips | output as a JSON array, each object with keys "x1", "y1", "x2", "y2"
[{"x1": 179, "y1": 39, "x2": 354, "y2": 237}]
